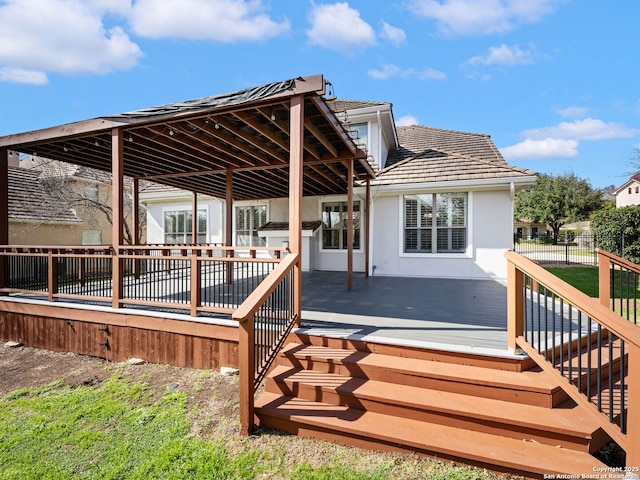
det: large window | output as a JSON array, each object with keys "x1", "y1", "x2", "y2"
[
  {"x1": 322, "y1": 201, "x2": 360, "y2": 250},
  {"x1": 235, "y1": 205, "x2": 267, "y2": 247},
  {"x1": 404, "y1": 193, "x2": 467, "y2": 253},
  {"x1": 164, "y1": 209, "x2": 207, "y2": 244}
]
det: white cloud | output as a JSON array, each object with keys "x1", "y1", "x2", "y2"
[
  {"x1": 128, "y1": 0, "x2": 289, "y2": 42},
  {"x1": 0, "y1": 0, "x2": 142, "y2": 84},
  {"x1": 466, "y1": 43, "x2": 536, "y2": 66},
  {"x1": 380, "y1": 21, "x2": 406, "y2": 46},
  {"x1": 555, "y1": 106, "x2": 590, "y2": 119},
  {"x1": 0, "y1": 67, "x2": 48, "y2": 85},
  {"x1": 396, "y1": 115, "x2": 420, "y2": 126},
  {"x1": 368, "y1": 64, "x2": 446, "y2": 80},
  {"x1": 306, "y1": 3, "x2": 376, "y2": 53},
  {"x1": 500, "y1": 138, "x2": 579, "y2": 160},
  {"x1": 407, "y1": 0, "x2": 563, "y2": 36},
  {"x1": 522, "y1": 118, "x2": 640, "y2": 141}
]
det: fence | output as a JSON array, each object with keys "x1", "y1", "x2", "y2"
[{"x1": 513, "y1": 232, "x2": 624, "y2": 266}]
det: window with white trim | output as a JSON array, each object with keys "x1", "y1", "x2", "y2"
[
  {"x1": 164, "y1": 209, "x2": 207, "y2": 244},
  {"x1": 235, "y1": 205, "x2": 267, "y2": 247},
  {"x1": 321, "y1": 201, "x2": 360, "y2": 250},
  {"x1": 403, "y1": 193, "x2": 467, "y2": 253}
]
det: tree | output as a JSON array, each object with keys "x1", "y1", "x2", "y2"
[
  {"x1": 592, "y1": 206, "x2": 640, "y2": 262},
  {"x1": 514, "y1": 173, "x2": 602, "y2": 244}
]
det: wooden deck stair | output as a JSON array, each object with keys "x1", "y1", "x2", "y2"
[{"x1": 255, "y1": 334, "x2": 611, "y2": 478}]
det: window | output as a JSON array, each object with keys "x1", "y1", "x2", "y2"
[
  {"x1": 636, "y1": 186, "x2": 639, "y2": 194},
  {"x1": 235, "y1": 205, "x2": 267, "y2": 247},
  {"x1": 164, "y1": 209, "x2": 207, "y2": 244},
  {"x1": 84, "y1": 184, "x2": 99, "y2": 207},
  {"x1": 349, "y1": 123, "x2": 368, "y2": 150},
  {"x1": 630, "y1": 187, "x2": 633, "y2": 194},
  {"x1": 82, "y1": 229, "x2": 102, "y2": 245},
  {"x1": 321, "y1": 201, "x2": 360, "y2": 250},
  {"x1": 403, "y1": 193, "x2": 467, "y2": 253}
]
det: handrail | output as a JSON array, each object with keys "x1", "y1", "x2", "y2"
[
  {"x1": 506, "y1": 250, "x2": 640, "y2": 466},
  {"x1": 233, "y1": 252, "x2": 298, "y2": 436},
  {"x1": 597, "y1": 247, "x2": 640, "y2": 274},
  {"x1": 506, "y1": 250, "x2": 640, "y2": 348}
]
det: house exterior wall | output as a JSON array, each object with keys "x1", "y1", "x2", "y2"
[
  {"x1": 145, "y1": 197, "x2": 224, "y2": 245},
  {"x1": 371, "y1": 188, "x2": 513, "y2": 280},
  {"x1": 616, "y1": 182, "x2": 640, "y2": 207},
  {"x1": 10, "y1": 221, "x2": 85, "y2": 245}
]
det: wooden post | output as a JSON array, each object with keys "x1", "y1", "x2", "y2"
[
  {"x1": 626, "y1": 343, "x2": 640, "y2": 467},
  {"x1": 289, "y1": 95, "x2": 304, "y2": 326},
  {"x1": 365, "y1": 177, "x2": 370, "y2": 279},
  {"x1": 506, "y1": 259, "x2": 524, "y2": 353},
  {"x1": 0, "y1": 147, "x2": 8, "y2": 291},
  {"x1": 238, "y1": 315, "x2": 255, "y2": 435},
  {"x1": 191, "y1": 191, "x2": 198, "y2": 244},
  {"x1": 598, "y1": 250, "x2": 611, "y2": 308},
  {"x1": 190, "y1": 248, "x2": 201, "y2": 317},
  {"x1": 347, "y1": 159, "x2": 354, "y2": 292},
  {"x1": 111, "y1": 128, "x2": 124, "y2": 308},
  {"x1": 47, "y1": 249, "x2": 58, "y2": 302},
  {"x1": 226, "y1": 170, "x2": 234, "y2": 285},
  {"x1": 132, "y1": 177, "x2": 141, "y2": 278}
]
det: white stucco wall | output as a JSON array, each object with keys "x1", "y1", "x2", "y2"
[
  {"x1": 145, "y1": 198, "x2": 224, "y2": 245},
  {"x1": 370, "y1": 188, "x2": 513, "y2": 280},
  {"x1": 616, "y1": 182, "x2": 640, "y2": 207}
]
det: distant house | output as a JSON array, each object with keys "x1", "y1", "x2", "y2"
[
  {"x1": 513, "y1": 219, "x2": 549, "y2": 239},
  {"x1": 10, "y1": 156, "x2": 143, "y2": 245},
  {"x1": 142, "y1": 99, "x2": 536, "y2": 279},
  {"x1": 614, "y1": 173, "x2": 640, "y2": 207}
]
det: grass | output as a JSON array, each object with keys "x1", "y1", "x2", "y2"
[
  {"x1": 0, "y1": 372, "x2": 501, "y2": 480},
  {"x1": 544, "y1": 266, "x2": 600, "y2": 297}
]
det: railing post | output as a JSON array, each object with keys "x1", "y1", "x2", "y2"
[
  {"x1": 47, "y1": 249, "x2": 58, "y2": 302},
  {"x1": 190, "y1": 248, "x2": 201, "y2": 317},
  {"x1": 238, "y1": 316, "x2": 255, "y2": 436},
  {"x1": 626, "y1": 343, "x2": 640, "y2": 467},
  {"x1": 226, "y1": 250, "x2": 234, "y2": 285},
  {"x1": 598, "y1": 250, "x2": 612, "y2": 308},
  {"x1": 507, "y1": 257, "x2": 525, "y2": 353}
]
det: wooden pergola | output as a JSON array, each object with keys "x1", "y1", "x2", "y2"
[{"x1": 0, "y1": 75, "x2": 374, "y2": 316}]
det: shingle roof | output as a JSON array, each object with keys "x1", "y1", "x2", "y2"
[
  {"x1": 258, "y1": 221, "x2": 322, "y2": 232},
  {"x1": 388, "y1": 125, "x2": 506, "y2": 166},
  {"x1": 8, "y1": 167, "x2": 82, "y2": 224},
  {"x1": 371, "y1": 125, "x2": 535, "y2": 186}
]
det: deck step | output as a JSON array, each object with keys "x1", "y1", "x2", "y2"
[
  {"x1": 280, "y1": 342, "x2": 567, "y2": 407},
  {"x1": 255, "y1": 393, "x2": 608, "y2": 477},
  {"x1": 266, "y1": 365, "x2": 606, "y2": 453}
]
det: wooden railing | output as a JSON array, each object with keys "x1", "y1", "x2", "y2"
[
  {"x1": 598, "y1": 248, "x2": 640, "y2": 325},
  {"x1": 0, "y1": 244, "x2": 286, "y2": 316},
  {"x1": 506, "y1": 250, "x2": 640, "y2": 466},
  {"x1": 233, "y1": 252, "x2": 299, "y2": 436}
]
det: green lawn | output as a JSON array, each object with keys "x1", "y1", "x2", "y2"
[
  {"x1": 0, "y1": 373, "x2": 499, "y2": 480},
  {"x1": 545, "y1": 266, "x2": 600, "y2": 297}
]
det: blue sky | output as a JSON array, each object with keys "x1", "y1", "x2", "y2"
[{"x1": 0, "y1": 0, "x2": 638, "y2": 189}]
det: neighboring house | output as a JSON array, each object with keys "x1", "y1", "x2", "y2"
[
  {"x1": 513, "y1": 219, "x2": 549, "y2": 239},
  {"x1": 10, "y1": 156, "x2": 143, "y2": 245},
  {"x1": 142, "y1": 100, "x2": 536, "y2": 279},
  {"x1": 614, "y1": 173, "x2": 640, "y2": 207},
  {"x1": 8, "y1": 165, "x2": 83, "y2": 245}
]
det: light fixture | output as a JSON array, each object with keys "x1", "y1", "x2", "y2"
[
  {"x1": 214, "y1": 121, "x2": 220, "y2": 130},
  {"x1": 94, "y1": 139, "x2": 100, "y2": 146},
  {"x1": 169, "y1": 127, "x2": 174, "y2": 136},
  {"x1": 270, "y1": 110, "x2": 276, "y2": 121},
  {"x1": 63, "y1": 145, "x2": 68, "y2": 152},
  {"x1": 128, "y1": 134, "x2": 133, "y2": 142}
]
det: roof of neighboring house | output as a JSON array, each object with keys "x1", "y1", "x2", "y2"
[
  {"x1": 8, "y1": 166, "x2": 82, "y2": 224},
  {"x1": 613, "y1": 173, "x2": 640, "y2": 195},
  {"x1": 20, "y1": 156, "x2": 122, "y2": 185}
]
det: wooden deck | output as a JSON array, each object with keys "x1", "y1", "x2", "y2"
[{"x1": 301, "y1": 271, "x2": 510, "y2": 355}]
